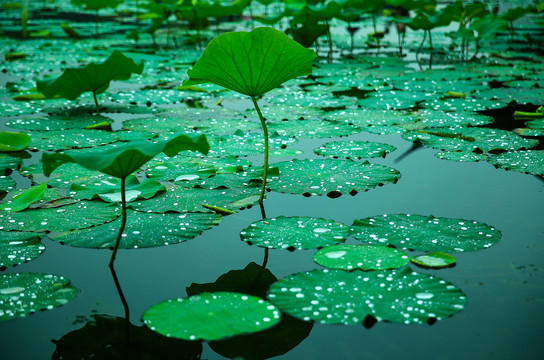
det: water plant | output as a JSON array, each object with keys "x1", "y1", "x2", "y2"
[
  {"x1": 41, "y1": 134, "x2": 210, "y2": 266},
  {"x1": 183, "y1": 26, "x2": 317, "y2": 203},
  {"x1": 36, "y1": 51, "x2": 144, "y2": 115}
]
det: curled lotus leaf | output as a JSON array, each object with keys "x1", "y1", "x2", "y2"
[
  {"x1": 0, "y1": 131, "x2": 31, "y2": 152},
  {"x1": 143, "y1": 292, "x2": 281, "y2": 341},
  {"x1": 183, "y1": 27, "x2": 317, "y2": 97},
  {"x1": 350, "y1": 214, "x2": 501, "y2": 252},
  {"x1": 240, "y1": 216, "x2": 349, "y2": 250},
  {"x1": 267, "y1": 268, "x2": 466, "y2": 324},
  {"x1": 0, "y1": 272, "x2": 77, "y2": 322}
]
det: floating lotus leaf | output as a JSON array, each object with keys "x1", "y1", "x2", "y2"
[
  {"x1": 143, "y1": 292, "x2": 281, "y2": 341},
  {"x1": 411, "y1": 252, "x2": 456, "y2": 268},
  {"x1": 0, "y1": 131, "x2": 31, "y2": 152},
  {"x1": 269, "y1": 159, "x2": 401, "y2": 197},
  {"x1": 0, "y1": 272, "x2": 77, "y2": 322},
  {"x1": 267, "y1": 119, "x2": 361, "y2": 139},
  {"x1": 42, "y1": 133, "x2": 209, "y2": 179},
  {"x1": 129, "y1": 185, "x2": 261, "y2": 213},
  {"x1": 358, "y1": 90, "x2": 435, "y2": 110},
  {"x1": 488, "y1": 150, "x2": 544, "y2": 176},
  {"x1": 20, "y1": 162, "x2": 115, "y2": 188},
  {"x1": 145, "y1": 156, "x2": 216, "y2": 181},
  {"x1": 0, "y1": 155, "x2": 21, "y2": 176},
  {"x1": 402, "y1": 127, "x2": 538, "y2": 152},
  {"x1": 28, "y1": 129, "x2": 120, "y2": 151},
  {"x1": 189, "y1": 156, "x2": 252, "y2": 174},
  {"x1": 411, "y1": 109, "x2": 494, "y2": 127},
  {"x1": 51, "y1": 314, "x2": 203, "y2": 360},
  {"x1": 0, "y1": 231, "x2": 45, "y2": 269},
  {"x1": 422, "y1": 98, "x2": 505, "y2": 112},
  {"x1": 179, "y1": 170, "x2": 270, "y2": 190},
  {"x1": 36, "y1": 50, "x2": 144, "y2": 101},
  {"x1": 0, "y1": 176, "x2": 15, "y2": 193},
  {"x1": 204, "y1": 132, "x2": 297, "y2": 158},
  {"x1": 313, "y1": 244, "x2": 410, "y2": 271},
  {"x1": 5, "y1": 115, "x2": 112, "y2": 131},
  {"x1": 183, "y1": 27, "x2": 316, "y2": 97},
  {"x1": 350, "y1": 214, "x2": 501, "y2": 252},
  {"x1": 243, "y1": 105, "x2": 324, "y2": 122},
  {"x1": 267, "y1": 90, "x2": 355, "y2": 109},
  {"x1": 0, "y1": 201, "x2": 120, "y2": 232},
  {"x1": 477, "y1": 88, "x2": 544, "y2": 105},
  {"x1": 49, "y1": 210, "x2": 221, "y2": 249},
  {"x1": 435, "y1": 151, "x2": 489, "y2": 162},
  {"x1": 267, "y1": 268, "x2": 466, "y2": 324},
  {"x1": 314, "y1": 140, "x2": 396, "y2": 159},
  {"x1": 240, "y1": 216, "x2": 349, "y2": 250},
  {"x1": 0, "y1": 183, "x2": 47, "y2": 212},
  {"x1": 324, "y1": 109, "x2": 417, "y2": 128}
]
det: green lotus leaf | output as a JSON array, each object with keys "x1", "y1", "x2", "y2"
[
  {"x1": 28, "y1": 129, "x2": 120, "y2": 151},
  {"x1": 0, "y1": 176, "x2": 15, "y2": 194},
  {"x1": 36, "y1": 50, "x2": 144, "y2": 101},
  {"x1": 435, "y1": 151, "x2": 489, "y2": 162},
  {"x1": 143, "y1": 292, "x2": 281, "y2": 341},
  {"x1": 0, "y1": 272, "x2": 77, "y2": 322},
  {"x1": 0, "y1": 131, "x2": 31, "y2": 152},
  {"x1": 488, "y1": 150, "x2": 544, "y2": 176},
  {"x1": 0, "y1": 183, "x2": 47, "y2": 212},
  {"x1": 0, "y1": 200, "x2": 120, "y2": 232},
  {"x1": 240, "y1": 216, "x2": 349, "y2": 250},
  {"x1": 267, "y1": 90, "x2": 356, "y2": 109},
  {"x1": 267, "y1": 268, "x2": 466, "y2": 324},
  {"x1": 350, "y1": 214, "x2": 501, "y2": 252},
  {"x1": 49, "y1": 210, "x2": 221, "y2": 249},
  {"x1": 71, "y1": 0, "x2": 123, "y2": 11},
  {"x1": 204, "y1": 132, "x2": 297, "y2": 158},
  {"x1": 51, "y1": 314, "x2": 202, "y2": 360},
  {"x1": 0, "y1": 231, "x2": 45, "y2": 269},
  {"x1": 422, "y1": 98, "x2": 505, "y2": 112},
  {"x1": 20, "y1": 162, "x2": 115, "y2": 188},
  {"x1": 314, "y1": 140, "x2": 396, "y2": 160},
  {"x1": 181, "y1": 156, "x2": 252, "y2": 174},
  {"x1": 4, "y1": 115, "x2": 112, "y2": 131},
  {"x1": 41, "y1": 133, "x2": 209, "y2": 179},
  {"x1": 269, "y1": 159, "x2": 401, "y2": 197},
  {"x1": 526, "y1": 118, "x2": 544, "y2": 131},
  {"x1": 411, "y1": 252, "x2": 456, "y2": 268},
  {"x1": 313, "y1": 244, "x2": 410, "y2": 271},
  {"x1": 267, "y1": 119, "x2": 361, "y2": 139},
  {"x1": 0, "y1": 155, "x2": 21, "y2": 176},
  {"x1": 183, "y1": 27, "x2": 316, "y2": 97},
  {"x1": 402, "y1": 127, "x2": 538, "y2": 152},
  {"x1": 68, "y1": 176, "x2": 166, "y2": 202}
]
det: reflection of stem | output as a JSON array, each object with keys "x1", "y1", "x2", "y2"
[
  {"x1": 416, "y1": 29, "x2": 426, "y2": 71},
  {"x1": 109, "y1": 264, "x2": 130, "y2": 345},
  {"x1": 95, "y1": 10, "x2": 98, "y2": 37},
  {"x1": 428, "y1": 29, "x2": 433, "y2": 70},
  {"x1": 109, "y1": 177, "x2": 127, "y2": 267},
  {"x1": 325, "y1": 20, "x2": 332, "y2": 63},
  {"x1": 252, "y1": 202, "x2": 269, "y2": 286},
  {"x1": 92, "y1": 91, "x2": 100, "y2": 115},
  {"x1": 251, "y1": 96, "x2": 269, "y2": 204}
]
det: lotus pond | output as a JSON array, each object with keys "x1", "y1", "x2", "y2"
[{"x1": 0, "y1": 1, "x2": 543, "y2": 359}]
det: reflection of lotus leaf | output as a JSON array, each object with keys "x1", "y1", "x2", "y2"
[{"x1": 267, "y1": 268, "x2": 466, "y2": 324}]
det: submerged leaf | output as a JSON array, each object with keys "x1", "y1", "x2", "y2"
[{"x1": 183, "y1": 27, "x2": 317, "y2": 97}]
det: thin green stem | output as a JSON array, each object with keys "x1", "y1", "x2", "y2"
[
  {"x1": 92, "y1": 91, "x2": 100, "y2": 115},
  {"x1": 109, "y1": 177, "x2": 127, "y2": 267},
  {"x1": 251, "y1": 96, "x2": 269, "y2": 204}
]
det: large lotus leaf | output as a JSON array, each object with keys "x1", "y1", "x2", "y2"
[
  {"x1": 313, "y1": 244, "x2": 410, "y2": 271},
  {"x1": 0, "y1": 201, "x2": 120, "y2": 232},
  {"x1": 324, "y1": 109, "x2": 417, "y2": 128},
  {"x1": 435, "y1": 151, "x2": 489, "y2": 162},
  {"x1": 269, "y1": 159, "x2": 401, "y2": 197},
  {"x1": 143, "y1": 292, "x2": 281, "y2": 341},
  {"x1": 477, "y1": 88, "x2": 544, "y2": 105},
  {"x1": 422, "y1": 98, "x2": 505, "y2": 112},
  {"x1": 145, "y1": 156, "x2": 216, "y2": 181},
  {"x1": 241, "y1": 216, "x2": 349, "y2": 250},
  {"x1": 350, "y1": 214, "x2": 501, "y2": 252},
  {"x1": 358, "y1": 90, "x2": 435, "y2": 110},
  {"x1": 67, "y1": 176, "x2": 165, "y2": 202},
  {"x1": 200, "y1": 132, "x2": 297, "y2": 158},
  {"x1": 0, "y1": 131, "x2": 31, "y2": 152},
  {"x1": 267, "y1": 268, "x2": 466, "y2": 324},
  {"x1": 41, "y1": 133, "x2": 209, "y2": 179},
  {"x1": 129, "y1": 185, "x2": 261, "y2": 213},
  {"x1": 243, "y1": 105, "x2": 324, "y2": 122},
  {"x1": 0, "y1": 183, "x2": 47, "y2": 212},
  {"x1": 36, "y1": 51, "x2": 144, "y2": 100},
  {"x1": 5, "y1": 114, "x2": 112, "y2": 131},
  {"x1": 0, "y1": 272, "x2": 77, "y2": 322},
  {"x1": 183, "y1": 27, "x2": 316, "y2": 97},
  {"x1": 0, "y1": 155, "x2": 21, "y2": 176},
  {"x1": 267, "y1": 90, "x2": 356, "y2": 109},
  {"x1": 51, "y1": 314, "x2": 202, "y2": 360},
  {"x1": 314, "y1": 140, "x2": 396, "y2": 159},
  {"x1": 267, "y1": 119, "x2": 361, "y2": 139},
  {"x1": 28, "y1": 129, "x2": 120, "y2": 151},
  {"x1": 488, "y1": 150, "x2": 544, "y2": 176},
  {"x1": 49, "y1": 210, "x2": 221, "y2": 249},
  {"x1": 411, "y1": 252, "x2": 456, "y2": 269},
  {"x1": 0, "y1": 231, "x2": 45, "y2": 269},
  {"x1": 402, "y1": 127, "x2": 538, "y2": 152},
  {"x1": 178, "y1": 169, "x2": 270, "y2": 190}
]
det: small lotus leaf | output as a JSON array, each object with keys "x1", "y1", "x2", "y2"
[
  {"x1": 0, "y1": 155, "x2": 21, "y2": 176},
  {"x1": 183, "y1": 27, "x2": 316, "y2": 97},
  {"x1": 0, "y1": 231, "x2": 45, "y2": 269},
  {"x1": 143, "y1": 292, "x2": 281, "y2": 341},
  {"x1": 241, "y1": 216, "x2": 349, "y2": 250},
  {"x1": 350, "y1": 214, "x2": 501, "y2": 252},
  {"x1": 411, "y1": 252, "x2": 456, "y2": 268},
  {"x1": 313, "y1": 244, "x2": 410, "y2": 270},
  {"x1": 267, "y1": 268, "x2": 466, "y2": 324},
  {"x1": 0, "y1": 183, "x2": 47, "y2": 212},
  {"x1": 0, "y1": 272, "x2": 77, "y2": 322},
  {"x1": 49, "y1": 210, "x2": 221, "y2": 249},
  {"x1": 0, "y1": 131, "x2": 31, "y2": 152}
]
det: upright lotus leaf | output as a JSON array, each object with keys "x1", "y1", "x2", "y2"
[
  {"x1": 36, "y1": 51, "x2": 144, "y2": 114},
  {"x1": 0, "y1": 272, "x2": 77, "y2": 322},
  {"x1": 0, "y1": 183, "x2": 47, "y2": 212},
  {"x1": 143, "y1": 292, "x2": 281, "y2": 341},
  {"x1": 0, "y1": 131, "x2": 31, "y2": 152},
  {"x1": 183, "y1": 27, "x2": 316, "y2": 203},
  {"x1": 183, "y1": 27, "x2": 316, "y2": 97}
]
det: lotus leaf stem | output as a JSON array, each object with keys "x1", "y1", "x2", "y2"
[
  {"x1": 109, "y1": 264, "x2": 130, "y2": 344},
  {"x1": 92, "y1": 90, "x2": 100, "y2": 115},
  {"x1": 251, "y1": 96, "x2": 269, "y2": 204},
  {"x1": 109, "y1": 177, "x2": 127, "y2": 267}
]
